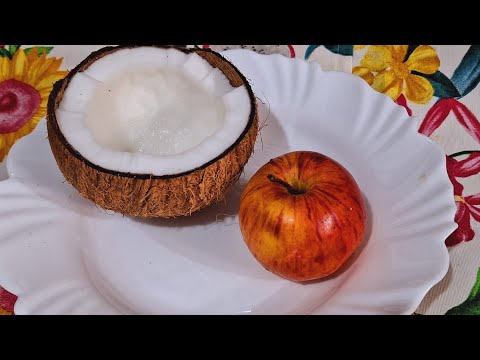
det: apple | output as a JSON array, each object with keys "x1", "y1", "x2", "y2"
[{"x1": 239, "y1": 151, "x2": 366, "y2": 282}]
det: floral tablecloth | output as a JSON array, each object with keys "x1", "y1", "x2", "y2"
[{"x1": 0, "y1": 45, "x2": 479, "y2": 315}]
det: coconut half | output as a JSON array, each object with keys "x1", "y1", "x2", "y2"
[{"x1": 47, "y1": 45, "x2": 258, "y2": 218}]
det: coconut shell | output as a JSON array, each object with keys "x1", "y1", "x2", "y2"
[{"x1": 47, "y1": 45, "x2": 258, "y2": 218}]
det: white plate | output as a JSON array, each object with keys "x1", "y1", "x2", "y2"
[{"x1": 0, "y1": 50, "x2": 457, "y2": 315}]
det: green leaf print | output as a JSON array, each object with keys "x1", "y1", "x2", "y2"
[
  {"x1": 305, "y1": 45, "x2": 353, "y2": 60},
  {"x1": 8, "y1": 45, "x2": 21, "y2": 56},
  {"x1": 412, "y1": 70, "x2": 461, "y2": 99},
  {"x1": 450, "y1": 45, "x2": 480, "y2": 98},
  {"x1": 446, "y1": 267, "x2": 480, "y2": 315},
  {"x1": 0, "y1": 48, "x2": 12, "y2": 59},
  {"x1": 24, "y1": 46, "x2": 54, "y2": 56}
]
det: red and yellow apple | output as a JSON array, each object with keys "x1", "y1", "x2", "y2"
[{"x1": 239, "y1": 151, "x2": 366, "y2": 282}]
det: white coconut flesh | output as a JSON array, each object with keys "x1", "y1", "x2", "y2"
[{"x1": 56, "y1": 47, "x2": 251, "y2": 176}]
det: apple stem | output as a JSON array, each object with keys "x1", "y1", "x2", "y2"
[{"x1": 267, "y1": 174, "x2": 306, "y2": 195}]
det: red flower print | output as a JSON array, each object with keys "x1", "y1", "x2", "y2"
[
  {"x1": 451, "y1": 101, "x2": 480, "y2": 144},
  {"x1": 418, "y1": 99, "x2": 452, "y2": 136},
  {"x1": 445, "y1": 152, "x2": 480, "y2": 247},
  {"x1": 0, "y1": 79, "x2": 42, "y2": 133},
  {"x1": 0, "y1": 287, "x2": 16, "y2": 315},
  {"x1": 419, "y1": 99, "x2": 480, "y2": 144},
  {"x1": 395, "y1": 94, "x2": 412, "y2": 116}
]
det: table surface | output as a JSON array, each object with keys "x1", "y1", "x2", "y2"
[{"x1": 0, "y1": 45, "x2": 479, "y2": 315}]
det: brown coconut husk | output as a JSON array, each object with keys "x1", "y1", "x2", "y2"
[{"x1": 46, "y1": 45, "x2": 258, "y2": 218}]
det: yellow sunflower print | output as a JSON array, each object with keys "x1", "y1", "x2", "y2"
[
  {"x1": 356, "y1": 45, "x2": 440, "y2": 104},
  {"x1": 0, "y1": 47, "x2": 68, "y2": 161}
]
